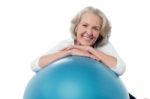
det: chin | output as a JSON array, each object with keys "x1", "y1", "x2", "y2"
[
  {"x1": 77, "y1": 38, "x2": 95, "y2": 46},
  {"x1": 80, "y1": 40, "x2": 94, "y2": 46}
]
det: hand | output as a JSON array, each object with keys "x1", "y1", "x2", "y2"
[
  {"x1": 70, "y1": 48, "x2": 98, "y2": 60},
  {"x1": 69, "y1": 45, "x2": 94, "y2": 53},
  {"x1": 60, "y1": 45, "x2": 92, "y2": 52},
  {"x1": 60, "y1": 45, "x2": 99, "y2": 61},
  {"x1": 60, "y1": 45, "x2": 74, "y2": 51},
  {"x1": 61, "y1": 46, "x2": 98, "y2": 60}
]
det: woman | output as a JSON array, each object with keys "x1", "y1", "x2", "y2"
[
  {"x1": 31, "y1": 7, "x2": 125, "y2": 75},
  {"x1": 31, "y1": 6, "x2": 136, "y2": 99}
]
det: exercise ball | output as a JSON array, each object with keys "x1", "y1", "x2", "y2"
[{"x1": 24, "y1": 56, "x2": 129, "y2": 99}]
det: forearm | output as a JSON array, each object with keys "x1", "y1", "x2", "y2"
[
  {"x1": 38, "y1": 50, "x2": 70, "y2": 68},
  {"x1": 89, "y1": 48, "x2": 117, "y2": 68}
]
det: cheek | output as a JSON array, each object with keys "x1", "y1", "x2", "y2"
[
  {"x1": 76, "y1": 32, "x2": 82, "y2": 40},
  {"x1": 77, "y1": 25, "x2": 86, "y2": 32},
  {"x1": 76, "y1": 28, "x2": 84, "y2": 37},
  {"x1": 94, "y1": 32, "x2": 100, "y2": 39}
]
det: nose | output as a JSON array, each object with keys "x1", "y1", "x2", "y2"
[{"x1": 86, "y1": 28, "x2": 92, "y2": 36}]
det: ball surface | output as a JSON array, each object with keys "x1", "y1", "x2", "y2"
[{"x1": 24, "y1": 56, "x2": 129, "y2": 99}]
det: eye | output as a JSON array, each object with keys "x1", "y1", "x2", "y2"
[
  {"x1": 93, "y1": 27, "x2": 100, "y2": 31},
  {"x1": 82, "y1": 24, "x2": 88, "y2": 27}
]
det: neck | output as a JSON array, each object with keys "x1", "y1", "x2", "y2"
[
  {"x1": 74, "y1": 40, "x2": 81, "y2": 45},
  {"x1": 74, "y1": 39, "x2": 94, "y2": 47}
]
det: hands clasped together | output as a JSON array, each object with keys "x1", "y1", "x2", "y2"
[{"x1": 61, "y1": 45, "x2": 99, "y2": 61}]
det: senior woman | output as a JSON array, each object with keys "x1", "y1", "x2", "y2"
[{"x1": 31, "y1": 6, "x2": 135, "y2": 98}]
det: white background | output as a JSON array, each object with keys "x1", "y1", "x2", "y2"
[{"x1": 0, "y1": 0, "x2": 150, "y2": 99}]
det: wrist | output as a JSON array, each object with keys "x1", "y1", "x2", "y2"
[
  {"x1": 64, "y1": 50, "x2": 72, "y2": 56},
  {"x1": 88, "y1": 46, "x2": 94, "y2": 52}
]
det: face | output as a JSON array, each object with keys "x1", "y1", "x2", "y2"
[{"x1": 75, "y1": 12, "x2": 102, "y2": 46}]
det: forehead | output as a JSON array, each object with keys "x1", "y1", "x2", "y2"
[{"x1": 80, "y1": 12, "x2": 102, "y2": 26}]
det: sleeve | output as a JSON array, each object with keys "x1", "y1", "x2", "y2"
[
  {"x1": 30, "y1": 57, "x2": 41, "y2": 72},
  {"x1": 97, "y1": 42, "x2": 126, "y2": 76},
  {"x1": 31, "y1": 39, "x2": 74, "y2": 72}
]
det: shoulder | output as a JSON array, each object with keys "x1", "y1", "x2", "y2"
[
  {"x1": 57, "y1": 38, "x2": 74, "y2": 47},
  {"x1": 43, "y1": 38, "x2": 74, "y2": 55},
  {"x1": 47, "y1": 38, "x2": 74, "y2": 53},
  {"x1": 96, "y1": 42, "x2": 119, "y2": 56}
]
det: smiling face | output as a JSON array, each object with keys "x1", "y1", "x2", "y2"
[{"x1": 75, "y1": 12, "x2": 102, "y2": 46}]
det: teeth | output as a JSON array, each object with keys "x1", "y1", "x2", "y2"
[
  {"x1": 82, "y1": 33, "x2": 93, "y2": 40},
  {"x1": 84, "y1": 35, "x2": 92, "y2": 38},
  {"x1": 83, "y1": 36, "x2": 92, "y2": 40}
]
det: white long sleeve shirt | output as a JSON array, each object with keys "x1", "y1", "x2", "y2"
[{"x1": 31, "y1": 39, "x2": 126, "y2": 76}]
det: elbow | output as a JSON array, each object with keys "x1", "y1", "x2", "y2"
[
  {"x1": 116, "y1": 64, "x2": 126, "y2": 76},
  {"x1": 38, "y1": 56, "x2": 49, "y2": 68},
  {"x1": 31, "y1": 57, "x2": 42, "y2": 73},
  {"x1": 110, "y1": 58, "x2": 126, "y2": 76},
  {"x1": 38, "y1": 60, "x2": 44, "y2": 68}
]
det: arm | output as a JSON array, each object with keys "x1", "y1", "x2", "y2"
[
  {"x1": 31, "y1": 39, "x2": 73, "y2": 72},
  {"x1": 31, "y1": 40, "x2": 97, "y2": 72},
  {"x1": 39, "y1": 48, "x2": 98, "y2": 68},
  {"x1": 70, "y1": 45, "x2": 117, "y2": 68},
  {"x1": 71, "y1": 43, "x2": 126, "y2": 75},
  {"x1": 38, "y1": 50, "x2": 70, "y2": 68},
  {"x1": 96, "y1": 42, "x2": 126, "y2": 75},
  {"x1": 89, "y1": 47, "x2": 117, "y2": 68},
  {"x1": 31, "y1": 49, "x2": 98, "y2": 72},
  {"x1": 88, "y1": 48, "x2": 126, "y2": 76},
  {"x1": 31, "y1": 50, "x2": 70, "y2": 72}
]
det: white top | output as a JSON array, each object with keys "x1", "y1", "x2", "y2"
[{"x1": 31, "y1": 39, "x2": 126, "y2": 76}]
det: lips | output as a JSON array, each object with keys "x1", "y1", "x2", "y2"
[
  {"x1": 82, "y1": 34, "x2": 93, "y2": 41},
  {"x1": 83, "y1": 36, "x2": 91, "y2": 41}
]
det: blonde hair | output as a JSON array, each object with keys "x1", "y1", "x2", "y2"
[{"x1": 70, "y1": 6, "x2": 111, "y2": 47}]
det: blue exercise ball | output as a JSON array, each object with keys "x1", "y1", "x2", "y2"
[{"x1": 24, "y1": 56, "x2": 129, "y2": 99}]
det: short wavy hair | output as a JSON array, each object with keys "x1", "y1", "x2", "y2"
[{"x1": 70, "y1": 6, "x2": 111, "y2": 47}]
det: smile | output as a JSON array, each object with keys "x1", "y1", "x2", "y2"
[{"x1": 83, "y1": 36, "x2": 93, "y2": 41}]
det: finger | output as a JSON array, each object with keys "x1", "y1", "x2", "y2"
[
  {"x1": 73, "y1": 45, "x2": 83, "y2": 49},
  {"x1": 60, "y1": 47, "x2": 70, "y2": 51},
  {"x1": 60, "y1": 45, "x2": 74, "y2": 51},
  {"x1": 66, "y1": 45, "x2": 75, "y2": 50},
  {"x1": 74, "y1": 45, "x2": 90, "y2": 52},
  {"x1": 60, "y1": 48, "x2": 67, "y2": 51},
  {"x1": 90, "y1": 56, "x2": 96, "y2": 60},
  {"x1": 89, "y1": 55, "x2": 98, "y2": 60}
]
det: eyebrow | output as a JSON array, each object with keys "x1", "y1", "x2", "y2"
[{"x1": 81, "y1": 21, "x2": 101, "y2": 28}]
